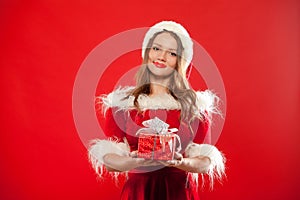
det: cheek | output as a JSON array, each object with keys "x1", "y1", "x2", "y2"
[
  {"x1": 148, "y1": 50, "x2": 156, "y2": 61},
  {"x1": 167, "y1": 57, "x2": 177, "y2": 68}
]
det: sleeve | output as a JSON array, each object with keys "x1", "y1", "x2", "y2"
[
  {"x1": 184, "y1": 90, "x2": 226, "y2": 189},
  {"x1": 88, "y1": 96, "x2": 130, "y2": 177},
  {"x1": 99, "y1": 107, "x2": 126, "y2": 141},
  {"x1": 192, "y1": 114, "x2": 211, "y2": 144}
]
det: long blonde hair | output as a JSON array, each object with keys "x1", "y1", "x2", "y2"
[{"x1": 130, "y1": 30, "x2": 200, "y2": 123}]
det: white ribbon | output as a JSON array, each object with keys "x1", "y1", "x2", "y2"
[{"x1": 142, "y1": 117, "x2": 171, "y2": 134}]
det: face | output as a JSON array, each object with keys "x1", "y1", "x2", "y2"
[{"x1": 147, "y1": 32, "x2": 178, "y2": 78}]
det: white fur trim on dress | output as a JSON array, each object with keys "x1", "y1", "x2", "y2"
[
  {"x1": 196, "y1": 90, "x2": 220, "y2": 116},
  {"x1": 88, "y1": 139, "x2": 130, "y2": 177},
  {"x1": 97, "y1": 87, "x2": 218, "y2": 116},
  {"x1": 185, "y1": 143, "x2": 226, "y2": 189},
  {"x1": 98, "y1": 86, "x2": 181, "y2": 114}
]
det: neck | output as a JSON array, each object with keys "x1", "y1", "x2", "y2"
[
  {"x1": 149, "y1": 74, "x2": 171, "y2": 96},
  {"x1": 149, "y1": 83, "x2": 169, "y2": 96}
]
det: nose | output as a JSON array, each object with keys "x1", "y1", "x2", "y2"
[{"x1": 157, "y1": 50, "x2": 167, "y2": 61}]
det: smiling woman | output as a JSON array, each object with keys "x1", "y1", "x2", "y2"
[
  {"x1": 88, "y1": 21, "x2": 226, "y2": 200},
  {"x1": 147, "y1": 32, "x2": 179, "y2": 81}
]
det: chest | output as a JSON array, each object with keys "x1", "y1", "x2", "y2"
[{"x1": 123, "y1": 109, "x2": 192, "y2": 151}]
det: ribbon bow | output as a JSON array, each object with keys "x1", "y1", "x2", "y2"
[{"x1": 141, "y1": 117, "x2": 178, "y2": 134}]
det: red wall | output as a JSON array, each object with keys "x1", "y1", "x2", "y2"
[{"x1": 0, "y1": 0, "x2": 299, "y2": 199}]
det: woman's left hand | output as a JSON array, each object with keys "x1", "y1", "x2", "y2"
[
  {"x1": 130, "y1": 150, "x2": 162, "y2": 167},
  {"x1": 160, "y1": 153, "x2": 211, "y2": 173},
  {"x1": 159, "y1": 152, "x2": 184, "y2": 167}
]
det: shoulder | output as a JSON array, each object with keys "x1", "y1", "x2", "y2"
[
  {"x1": 96, "y1": 86, "x2": 135, "y2": 114},
  {"x1": 99, "y1": 86, "x2": 134, "y2": 108}
]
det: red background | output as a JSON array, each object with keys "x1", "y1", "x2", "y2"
[{"x1": 1, "y1": 0, "x2": 299, "y2": 199}]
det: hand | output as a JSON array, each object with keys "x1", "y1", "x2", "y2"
[
  {"x1": 130, "y1": 150, "x2": 162, "y2": 167},
  {"x1": 159, "y1": 152, "x2": 183, "y2": 167}
]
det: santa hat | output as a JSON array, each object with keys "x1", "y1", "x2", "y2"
[{"x1": 142, "y1": 21, "x2": 194, "y2": 70}]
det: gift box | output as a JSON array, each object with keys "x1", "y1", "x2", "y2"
[
  {"x1": 136, "y1": 117, "x2": 181, "y2": 161},
  {"x1": 137, "y1": 133, "x2": 177, "y2": 160}
]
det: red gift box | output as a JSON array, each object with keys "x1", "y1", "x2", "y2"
[{"x1": 137, "y1": 132, "x2": 177, "y2": 160}]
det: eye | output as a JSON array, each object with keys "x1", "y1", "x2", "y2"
[
  {"x1": 169, "y1": 52, "x2": 177, "y2": 57},
  {"x1": 152, "y1": 46, "x2": 160, "y2": 51}
]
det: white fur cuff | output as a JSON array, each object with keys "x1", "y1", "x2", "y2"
[
  {"x1": 88, "y1": 139, "x2": 130, "y2": 177},
  {"x1": 185, "y1": 143, "x2": 226, "y2": 188}
]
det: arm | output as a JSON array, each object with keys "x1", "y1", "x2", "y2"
[
  {"x1": 90, "y1": 103, "x2": 132, "y2": 175},
  {"x1": 172, "y1": 114, "x2": 212, "y2": 173},
  {"x1": 89, "y1": 139, "x2": 162, "y2": 175},
  {"x1": 103, "y1": 153, "x2": 142, "y2": 172},
  {"x1": 163, "y1": 143, "x2": 225, "y2": 180},
  {"x1": 165, "y1": 115, "x2": 211, "y2": 173}
]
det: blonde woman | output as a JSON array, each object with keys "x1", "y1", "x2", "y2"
[{"x1": 89, "y1": 21, "x2": 225, "y2": 200}]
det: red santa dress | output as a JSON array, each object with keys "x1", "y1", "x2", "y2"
[{"x1": 88, "y1": 87, "x2": 225, "y2": 200}]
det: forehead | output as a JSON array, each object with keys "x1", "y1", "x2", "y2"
[{"x1": 152, "y1": 32, "x2": 178, "y2": 50}]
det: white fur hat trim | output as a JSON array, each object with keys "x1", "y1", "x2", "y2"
[{"x1": 142, "y1": 21, "x2": 193, "y2": 70}]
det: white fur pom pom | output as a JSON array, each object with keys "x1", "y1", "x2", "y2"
[
  {"x1": 196, "y1": 90, "x2": 220, "y2": 115},
  {"x1": 88, "y1": 139, "x2": 130, "y2": 177},
  {"x1": 185, "y1": 143, "x2": 226, "y2": 189}
]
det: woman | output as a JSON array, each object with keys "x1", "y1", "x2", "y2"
[{"x1": 89, "y1": 21, "x2": 225, "y2": 200}]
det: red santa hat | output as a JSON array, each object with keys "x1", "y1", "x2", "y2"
[{"x1": 142, "y1": 21, "x2": 194, "y2": 70}]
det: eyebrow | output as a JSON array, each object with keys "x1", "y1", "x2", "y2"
[{"x1": 153, "y1": 43, "x2": 177, "y2": 51}]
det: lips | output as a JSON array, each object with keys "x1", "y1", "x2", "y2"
[{"x1": 153, "y1": 61, "x2": 167, "y2": 68}]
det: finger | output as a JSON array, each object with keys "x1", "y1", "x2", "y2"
[
  {"x1": 130, "y1": 151, "x2": 138, "y2": 158},
  {"x1": 166, "y1": 160, "x2": 177, "y2": 166},
  {"x1": 174, "y1": 152, "x2": 183, "y2": 160}
]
